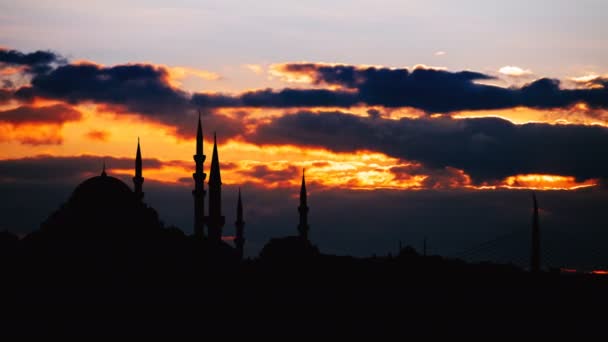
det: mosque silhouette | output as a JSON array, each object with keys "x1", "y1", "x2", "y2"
[
  {"x1": 4, "y1": 117, "x2": 608, "y2": 339},
  {"x1": 32, "y1": 114, "x2": 318, "y2": 261}
]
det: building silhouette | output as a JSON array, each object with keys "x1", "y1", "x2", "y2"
[
  {"x1": 192, "y1": 112, "x2": 207, "y2": 239},
  {"x1": 133, "y1": 137, "x2": 144, "y2": 201},
  {"x1": 37, "y1": 139, "x2": 163, "y2": 240},
  {"x1": 29, "y1": 113, "x2": 331, "y2": 264},
  {"x1": 234, "y1": 188, "x2": 245, "y2": 260},
  {"x1": 530, "y1": 192, "x2": 541, "y2": 273},
  {"x1": 207, "y1": 132, "x2": 225, "y2": 242},
  {"x1": 297, "y1": 169, "x2": 310, "y2": 241},
  {"x1": 259, "y1": 169, "x2": 319, "y2": 260}
]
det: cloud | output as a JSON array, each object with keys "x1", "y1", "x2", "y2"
[
  {"x1": 0, "y1": 48, "x2": 66, "y2": 74},
  {"x1": 0, "y1": 104, "x2": 82, "y2": 145},
  {"x1": 0, "y1": 155, "x2": 176, "y2": 183},
  {"x1": 5, "y1": 47, "x2": 608, "y2": 143},
  {"x1": 244, "y1": 64, "x2": 264, "y2": 75},
  {"x1": 249, "y1": 110, "x2": 608, "y2": 183},
  {"x1": 434, "y1": 51, "x2": 447, "y2": 56},
  {"x1": 238, "y1": 164, "x2": 300, "y2": 183},
  {"x1": 569, "y1": 74, "x2": 607, "y2": 90},
  {"x1": 271, "y1": 63, "x2": 608, "y2": 112},
  {"x1": 192, "y1": 88, "x2": 358, "y2": 109},
  {"x1": 11, "y1": 60, "x2": 244, "y2": 140},
  {"x1": 0, "y1": 89, "x2": 12, "y2": 104},
  {"x1": 0, "y1": 104, "x2": 82, "y2": 125},
  {"x1": 16, "y1": 62, "x2": 191, "y2": 116},
  {"x1": 390, "y1": 164, "x2": 471, "y2": 189},
  {"x1": 571, "y1": 74, "x2": 601, "y2": 84},
  {"x1": 498, "y1": 66, "x2": 533, "y2": 77},
  {"x1": 85, "y1": 129, "x2": 110, "y2": 141},
  {"x1": 165, "y1": 66, "x2": 221, "y2": 88}
]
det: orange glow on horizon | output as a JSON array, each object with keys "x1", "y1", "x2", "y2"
[
  {"x1": 468, "y1": 174, "x2": 597, "y2": 191},
  {"x1": 0, "y1": 103, "x2": 602, "y2": 192},
  {"x1": 453, "y1": 105, "x2": 608, "y2": 127},
  {"x1": 590, "y1": 270, "x2": 608, "y2": 275}
]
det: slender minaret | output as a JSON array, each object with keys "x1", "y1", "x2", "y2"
[
  {"x1": 234, "y1": 188, "x2": 245, "y2": 260},
  {"x1": 297, "y1": 169, "x2": 310, "y2": 240},
  {"x1": 531, "y1": 192, "x2": 541, "y2": 273},
  {"x1": 192, "y1": 112, "x2": 207, "y2": 239},
  {"x1": 207, "y1": 132, "x2": 225, "y2": 242},
  {"x1": 133, "y1": 137, "x2": 144, "y2": 201},
  {"x1": 101, "y1": 159, "x2": 107, "y2": 176}
]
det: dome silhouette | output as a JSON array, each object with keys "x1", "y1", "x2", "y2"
[
  {"x1": 37, "y1": 169, "x2": 163, "y2": 240},
  {"x1": 71, "y1": 173, "x2": 135, "y2": 207}
]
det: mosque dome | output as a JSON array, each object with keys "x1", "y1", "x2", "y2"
[
  {"x1": 70, "y1": 173, "x2": 135, "y2": 206},
  {"x1": 38, "y1": 169, "x2": 163, "y2": 239}
]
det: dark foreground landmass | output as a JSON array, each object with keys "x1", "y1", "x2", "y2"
[{"x1": 1, "y1": 235, "x2": 607, "y2": 338}]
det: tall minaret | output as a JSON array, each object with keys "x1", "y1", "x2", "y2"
[
  {"x1": 530, "y1": 192, "x2": 541, "y2": 273},
  {"x1": 192, "y1": 112, "x2": 207, "y2": 239},
  {"x1": 234, "y1": 188, "x2": 245, "y2": 260},
  {"x1": 297, "y1": 169, "x2": 310, "y2": 240},
  {"x1": 207, "y1": 132, "x2": 225, "y2": 242},
  {"x1": 133, "y1": 137, "x2": 144, "y2": 201}
]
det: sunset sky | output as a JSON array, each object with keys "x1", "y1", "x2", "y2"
[{"x1": 2, "y1": 0, "x2": 608, "y2": 266}]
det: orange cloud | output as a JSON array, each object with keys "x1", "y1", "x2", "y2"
[
  {"x1": 469, "y1": 174, "x2": 597, "y2": 191},
  {"x1": 453, "y1": 105, "x2": 608, "y2": 127},
  {"x1": 0, "y1": 123, "x2": 64, "y2": 145},
  {"x1": 501, "y1": 174, "x2": 597, "y2": 190},
  {"x1": 165, "y1": 66, "x2": 221, "y2": 88},
  {"x1": 85, "y1": 129, "x2": 110, "y2": 142}
]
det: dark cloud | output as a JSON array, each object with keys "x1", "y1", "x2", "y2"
[
  {"x1": 16, "y1": 63, "x2": 190, "y2": 116},
  {"x1": 250, "y1": 111, "x2": 608, "y2": 183},
  {"x1": 6, "y1": 47, "x2": 606, "y2": 142},
  {"x1": 0, "y1": 48, "x2": 66, "y2": 75},
  {"x1": 0, "y1": 155, "x2": 173, "y2": 182},
  {"x1": 0, "y1": 104, "x2": 82, "y2": 125},
  {"x1": 192, "y1": 88, "x2": 358, "y2": 109},
  {"x1": 275, "y1": 63, "x2": 608, "y2": 112},
  {"x1": 239, "y1": 164, "x2": 300, "y2": 183},
  {"x1": 390, "y1": 164, "x2": 470, "y2": 189},
  {"x1": 11, "y1": 60, "x2": 245, "y2": 140},
  {"x1": 0, "y1": 89, "x2": 12, "y2": 104}
]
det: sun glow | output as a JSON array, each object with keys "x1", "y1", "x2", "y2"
[
  {"x1": 469, "y1": 174, "x2": 597, "y2": 191},
  {"x1": 0, "y1": 103, "x2": 601, "y2": 192}
]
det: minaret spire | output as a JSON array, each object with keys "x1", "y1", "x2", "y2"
[
  {"x1": 196, "y1": 110, "x2": 203, "y2": 156},
  {"x1": 133, "y1": 137, "x2": 144, "y2": 200},
  {"x1": 297, "y1": 168, "x2": 310, "y2": 240},
  {"x1": 234, "y1": 188, "x2": 245, "y2": 260},
  {"x1": 192, "y1": 111, "x2": 207, "y2": 239},
  {"x1": 101, "y1": 159, "x2": 107, "y2": 177},
  {"x1": 531, "y1": 192, "x2": 541, "y2": 273},
  {"x1": 207, "y1": 131, "x2": 225, "y2": 242}
]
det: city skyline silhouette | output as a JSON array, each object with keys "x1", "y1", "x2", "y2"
[{"x1": 2, "y1": 0, "x2": 608, "y2": 337}]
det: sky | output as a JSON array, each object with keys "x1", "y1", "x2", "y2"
[{"x1": 1, "y1": 1, "x2": 608, "y2": 268}]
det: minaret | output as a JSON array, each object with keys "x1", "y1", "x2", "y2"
[
  {"x1": 192, "y1": 112, "x2": 207, "y2": 239},
  {"x1": 234, "y1": 188, "x2": 245, "y2": 260},
  {"x1": 530, "y1": 192, "x2": 541, "y2": 273},
  {"x1": 207, "y1": 132, "x2": 225, "y2": 242},
  {"x1": 297, "y1": 169, "x2": 310, "y2": 240},
  {"x1": 101, "y1": 160, "x2": 107, "y2": 176},
  {"x1": 133, "y1": 137, "x2": 144, "y2": 201}
]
